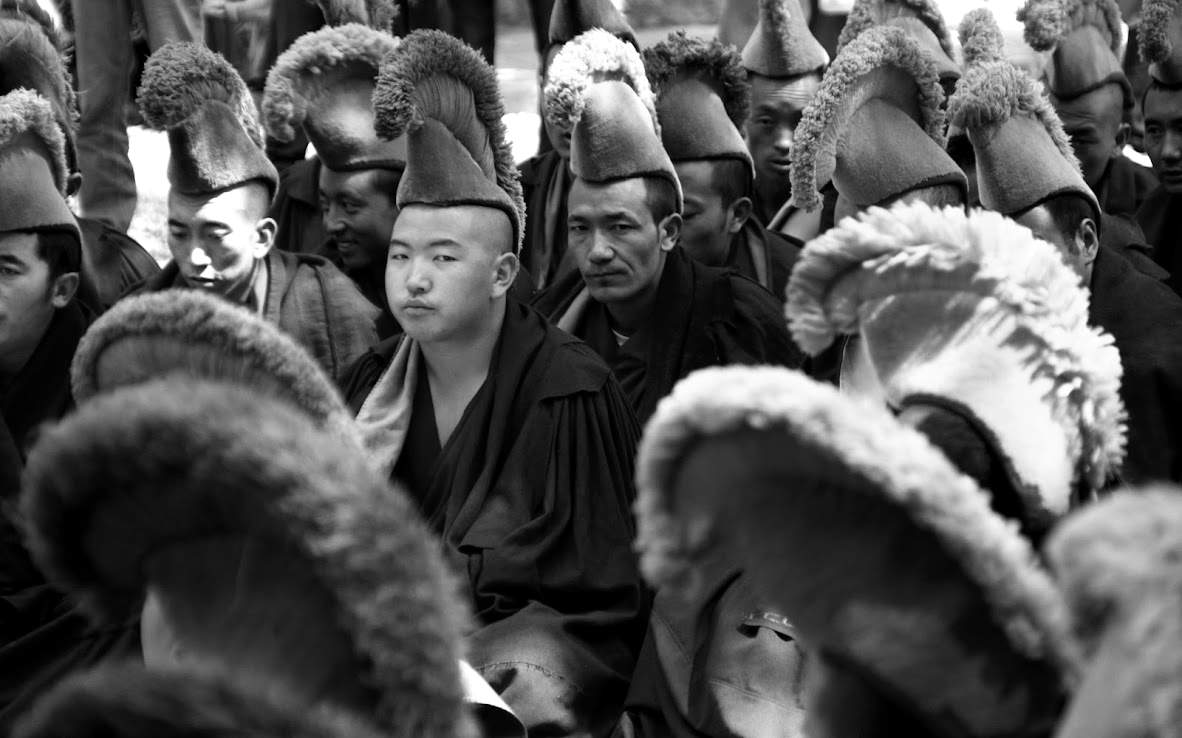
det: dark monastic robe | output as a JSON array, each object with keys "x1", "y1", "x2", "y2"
[
  {"x1": 531, "y1": 247, "x2": 804, "y2": 426},
  {"x1": 269, "y1": 157, "x2": 327, "y2": 255},
  {"x1": 75, "y1": 217, "x2": 160, "y2": 313},
  {"x1": 1095, "y1": 154, "x2": 1158, "y2": 218},
  {"x1": 1136, "y1": 186, "x2": 1182, "y2": 296},
  {"x1": 1088, "y1": 245, "x2": 1182, "y2": 484},
  {"x1": 727, "y1": 218, "x2": 802, "y2": 304},
  {"x1": 1099, "y1": 212, "x2": 1165, "y2": 280},
  {"x1": 133, "y1": 249, "x2": 379, "y2": 379},
  {"x1": 518, "y1": 150, "x2": 575, "y2": 291},
  {"x1": 340, "y1": 297, "x2": 648, "y2": 738},
  {"x1": 0, "y1": 302, "x2": 140, "y2": 733}
]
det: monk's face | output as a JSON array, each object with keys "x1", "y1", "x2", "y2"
[
  {"x1": 567, "y1": 177, "x2": 680, "y2": 307},
  {"x1": 386, "y1": 204, "x2": 518, "y2": 344},
  {"x1": 746, "y1": 73, "x2": 821, "y2": 205},
  {"x1": 0, "y1": 232, "x2": 76, "y2": 373},
  {"x1": 319, "y1": 167, "x2": 401, "y2": 273},
  {"x1": 1053, "y1": 84, "x2": 1127, "y2": 190},
  {"x1": 167, "y1": 184, "x2": 275, "y2": 301},
  {"x1": 1144, "y1": 85, "x2": 1182, "y2": 193},
  {"x1": 675, "y1": 160, "x2": 750, "y2": 267}
]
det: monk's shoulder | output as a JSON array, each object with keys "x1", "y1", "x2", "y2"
[{"x1": 524, "y1": 306, "x2": 613, "y2": 398}]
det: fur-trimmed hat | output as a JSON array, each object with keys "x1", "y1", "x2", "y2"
[
  {"x1": 785, "y1": 202, "x2": 1127, "y2": 533},
  {"x1": 789, "y1": 25, "x2": 964, "y2": 214},
  {"x1": 0, "y1": 0, "x2": 79, "y2": 171},
  {"x1": 948, "y1": 9, "x2": 1101, "y2": 222},
  {"x1": 1047, "y1": 487, "x2": 1182, "y2": 737},
  {"x1": 14, "y1": 662, "x2": 386, "y2": 738},
  {"x1": 742, "y1": 0, "x2": 829, "y2": 79},
  {"x1": 548, "y1": 0, "x2": 638, "y2": 50},
  {"x1": 69, "y1": 289, "x2": 357, "y2": 443},
  {"x1": 1018, "y1": 0, "x2": 1132, "y2": 107},
  {"x1": 643, "y1": 31, "x2": 752, "y2": 175},
  {"x1": 836, "y1": 0, "x2": 960, "y2": 87},
  {"x1": 137, "y1": 42, "x2": 279, "y2": 198},
  {"x1": 314, "y1": 0, "x2": 396, "y2": 30},
  {"x1": 20, "y1": 379, "x2": 472, "y2": 738},
  {"x1": 264, "y1": 24, "x2": 406, "y2": 173},
  {"x1": 635, "y1": 365, "x2": 1080, "y2": 737},
  {"x1": 545, "y1": 29, "x2": 682, "y2": 211},
  {"x1": 0, "y1": 89, "x2": 78, "y2": 244},
  {"x1": 372, "y1": 29, "x2": 526, "y2": 251},
  {"x1": 1141, "y1": 0, "x2": 1182, "y2": 85}
]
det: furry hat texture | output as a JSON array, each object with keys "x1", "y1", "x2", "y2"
[
  {"x1": 0, "y1": 88, "x2": 67, "y2": 193},
  {"x1": 643, "y1": 31, "x2": 749, "y2": 128},
  {"x1": 14, "y1": 662, "x2": 386, "y2": 738},
  {"x1": 1141, "y1": 0, "x2": 1182, "y2": 83},
  {"x1": 544, "y1": 28, "x2": 656, "y2": 134},
  {"x1": 20, "y1": 379, "x2": 472, "y2": 738},
  {"x1": 0, "y1": 89, "x2": 78, "y2": 240},
  {"x1": 547, "y1": 0, "x2": 638, "y2": 49},
  {"x1": 372, "y1": 29, "x2": 526, "y2": 250},
  {"x1": 785, "y1": 201, "x2": 1127, "y2": 495},
  {"x1": 1019, "y1": 0, "x2": 1131, "y2": 104},
  {"x1": 742, "y1": 0, "x2": 829, "y2": 78},
  {"x1": 1018, "y1": 0, "x2": 1122, "y2": 53},
  {"x1": 315, "y1": 0, "x2": 396, "y2": 29},
  {"x1": 835, "y1": 0, "x2": 958, "y2": 83},
  {"x1": 958, "y1": 8, "x2": 1006, "y2": 66}
]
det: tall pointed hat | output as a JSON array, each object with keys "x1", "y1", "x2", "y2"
[
  {"x1": 548, "y1": 0, "x2": 638, "y2": 49},
  {"x1": 314, "y1": 0, "x2": 397, "y2": 30},
  {"x1": 948, "y1": 9, "x2": 1100, "y2": 221},
  {"x1": 373, "y1": 29, "x2": 526, "y2": 251},
  {"x1": 789, "y1": 25, "x2": 964, "y2": 214},
  {"x1": 1140, "y1": 0, "x2": 1182, "y2": 85},
  {"x1": 643, "y1": 31, "x2": 753, "y2": 174},
  {"x1": 137, "y1": 42, "x2": 279, "y2": 197},
  {"x1": 743, "y1": 0, "x2": 829, "y2": 78},
  {"x1": 21, "y1": 380, "x2": 472, "y2": 738},
  {"x1": 0, "y1": 89, "x2": 78, "y2": 242},
  {"x1": 547, "y1": 29, "x2": 682, "y2": 210},
  {"x1": 1018, "y1": 0, "x2": 1132, "y2": 107},
  {"x1": 635, "y1": 366, "x2": 1080, "y2": 737},
  {"x1": 836, "y1": 0, "x2": 960, "y2": 88},
  {"x1": 264, "y1": 24, "x2": 407, "y2": 172},
  {"x1": 786, "y1": 202, "x2": 1127, "y2": 536}
]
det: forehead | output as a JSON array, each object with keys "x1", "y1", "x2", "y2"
[
  {"x1": 1054, "y1": 86, "x2": 1124, "y2": 127},
  {"x1": 1144, "y1": 86, "x2": 1182, "y2": 122},
  {"x1": 0, "y1": 230, "x2": 40, "y2": 257},
  {"x1": 569, "y1": 176, "x2": 650, "y2": 214},
  {"x1": 393, "y1": 203, "x2": 510, "y2": 247},
  {"x1": 674, "y1": 161, "x2": 722, "y2": 197},
  {"x1": 749, "y1": 73, "x2": 821, "y2": 111},
  {"x1": 1013, "y1": 204, "x2": 1059, "y2": 240},
  {"x1": 169, "y1": 185, "x2": 260, "y2": 222},
  {"x1": 318, "y1": 167, "x2": 381, "y2": 197}
]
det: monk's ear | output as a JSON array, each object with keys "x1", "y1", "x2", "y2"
[
  {"x1": 491, "y1": 251, "x2": 519, "y2": 299},
  {"x1": 1114, "y1": 123, "x2": 1130, "y2": 156},
  {"x1": 728, "y1": 197, "x2": 753, "y2": 235},
  {"x1": 253, "y1": 217, "x2": 277, "y2": 259},
  {"x1": 658, "y1": 213, "x2": 682, "y2": 253},
  {"x1": 1079, "y1": 217, "x2": 1100, "y2": 268},
  {"x1": 66, "y1": 172, "x2": 83, "y2": 199},
  {"x1": 50, "y1": 272, "x2": 79, "y2": 308}
]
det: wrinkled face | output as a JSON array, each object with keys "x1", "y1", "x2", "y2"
[
  {"x1": 746, "y1": 73, "x2": 821, "y2": 201},
  {"x1": 0, "y1": 232, "x2": 67, "y2": 365},
  {"x1": 542, "y1": 44, "x2": 572, "y2": 160},
  {"x1": 168, "y1": 185, "x2": 274, "y2": 301},
  {"x1": 675, "y1": 161, "x2": 735, "y2": 267},
  {"x1": 568, "y1": 177, "x2": 674, "y2": 306},
  {"x1": 1054, "y1": 85, "x2": 1126, "y2": 190},
  {"x1": 319, "y1": 167, "x2": 401, "y2": 273},
  {"x1": 1144, "y1": 86, "x2": 1182, "y2": 193},
  {"x1": 386, "y1": 204, "x2": 517, "y2": 344}
]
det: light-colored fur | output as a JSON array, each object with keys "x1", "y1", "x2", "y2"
[
  {"x1": 543, "y1": 28, "x2": 656, "y2": 136},
  {"x1": 0, "y1": 89, "x2": 67, "y2": 193}
]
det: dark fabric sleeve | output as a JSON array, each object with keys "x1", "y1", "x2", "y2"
[
  {"x1": 712, "y1": 277, "x2": 806, "y2": 371},
  {"x1": 302, "y1": 265, "x2": 381, "y2": 381},
  {"x1": 1117, "y1": 354, "x2": 1182, "y2": 486},
  {"x1": 466, "y1": 378, "x2": 649, "y2": 738}
]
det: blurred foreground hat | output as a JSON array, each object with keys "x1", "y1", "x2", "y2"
[
  {"x1": 742, "y1": 0, "x2": 829, "y2": 78},
  {"x1": 1019, "y1": 0, "x2": 1132, "y2": 108},
  {"x1": 314, "y1": 0, "x2": 396, "y2": 30},
  {"x1": 1140, "y1": 0, "x2": 1182, "y2": 85},
  {"x1": 548, "y1": 0, "x2": 638, "y2": 50},
  {"x1": 836, "y1": 0, "x2": 960, "y2": 89},
  {"x1": 0, "y1": 89, "x2": 78, "y2": 243}
]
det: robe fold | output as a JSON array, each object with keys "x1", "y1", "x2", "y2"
[
  {"x1": 269, "y1": 156, "x2": 327, "y2": 255},
  {"x1": 340, "y1": 297, "x2": 648, "y2": 738},
  {"x1": 1136, "y1": 186, "x2": 1182, "y2": 297},
  {"x1": 76, "y1": 217, "x2": 161, "y2": 313},
  {"x1": 132, "y1": 249, "x2": 380, "y2": 379},
  {"x1": 1095, "y1": 154, "x2": 1158, "y2": 218},
  {"x1": 519, "y1": 150, "x2": 576, "y2": 291},
  {"x1": 531, "y1": 247, "x2": 804, "y2": 425},
  {"x1": 1099, "y1": 212, "x2": 1165, "y2": 281},
  {"x1": 727, "y1": 218, "x2": 802, "y2": 304},
  {"x1": 1089, "y1": 245, "x2": 1182, "y2": 485}
]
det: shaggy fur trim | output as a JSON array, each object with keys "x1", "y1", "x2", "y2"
[
  {"x1": 0, "y1": 0, "x2": 61, "y2": 47},
  {"x1": 263, "y1": 24, "x2": 397, "y2": 143},
  {"x1": 635, "y1": 365, "x2": 1081, "y2": 677},
  {"x1": 643, "y1": 31, "x2": 749, "y2": 128},
  {"x1": 1141, "y1": 0, "x2": 1181, "y2": 63},
  {"x1": 70, "y1": 290, "x2": 357, "y2": 444},
  {"x1": 544, "y1": 28, "x2": 657, "y2": 135},
  {"x1": 0, "y1": 89, "x2": 68, "y2": 193},
  {"x1": 790, "y1": 25, "x2": 947, "y2": 212},
  {"x1": 784, "y1": 201, "x2": 1127, "y2": 491},
  {"x1": 372, "y1": 28, "x2": 526, "y2": 249},
  {"x1": 958, "y1": 8, "x2": 1007, "y2": 66},
  {"x1": 15, "y1": 662, "x2": 387, "y2": 738},
  {"x1": 0, "y1": 0, "x2": 78, "y2": 128},
  {"x1": 1018, "y1": 0, "x2": 1124, "y2": 53},
  {"x1": 136, "y1": 42, "x2": 265, "y2": 148},
  {"x1": 315, "y1": 0, "x2": 396, "y2": 30},
  {"x1": 21, "y1": 380, "x2": 473, "y2": 738},
  {"x1": 836, "y1": 0, "x2": 956, "y2": 57}
]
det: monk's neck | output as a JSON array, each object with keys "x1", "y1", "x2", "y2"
[
  {"x1": 605, "y1": 256, "x2": 665, "y2": 336},
  {"x1": 418, "y1": 298, "x2": 505, "y2": 393}
]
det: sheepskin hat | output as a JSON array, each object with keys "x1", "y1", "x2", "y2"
[
  {"x1": 948, "y1": 9, "x2": 1101, "y2": 222},
  {"x1": 69, "y1": 289, "x2": 358, "y2": 444},
  {"x1": 643, "y1": 31, "x2": 753, "y2": 175},
  {"x1": 548, "y1": 0, "x2": 638, "y2": 51},
  {"x1": 314, "y1": 0, "x2": 396, "y2": 30},
  {"x1": 137, "y1": 42, "x2": 279, "y2": 198},
  {"x1": 785, "y1": 202, "x2": 1127, "y2": 533},
  {"x1": 635, "y1": 365, "x2": 1080, "y2": 737},
  {"x1": 264, "y1": 24, "x2": 406, "y2": 173},
  {"x1": 742, "y1": 0, "x2": 829, "y2": 79},
  {"x1": 0, "y1": 0, "x2": 78, "y2": 172},
  {"x1": 372, "y1": 29, "x2": 526, "y2": 252},
  {"x1": 1141, "y1": 0, "x2": 1182, "y2": 85},
  {"x1": 1018, "y1": 0, "x2": 1132, "y2": 108},
  {"x1": 836, "y1": 0, "x2": 960, "y2": 88},
  {"x1": 0, "y1": 89, "x2": 79, "y2": 244},
  {"x1": 20, "y1": 379, "x2": 472, "y2": 738},
  {"x1": 788, "y1": 25, "x2": 964, "y2": 214},
  {"x1": 14, "y1": 662, "x2": 386, "y2": 738},
  {"x1": 1046, "y1": 487, "x2": 1182, "y2": 738}
]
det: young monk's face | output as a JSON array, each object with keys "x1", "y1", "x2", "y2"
[
  {"x1": 1053, "y1": 84, "x2": 1126, "y2": 190},
  {"x1": 1144, "y1": 85, "x2": 1182, "y2": 194},
  {"x1": 319, "y1": 167, "x2": 401, "y2": 273}
]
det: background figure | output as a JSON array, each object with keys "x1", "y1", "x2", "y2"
[{"x1": 71, "y1": 0, "x2": 202, "y2": 233}]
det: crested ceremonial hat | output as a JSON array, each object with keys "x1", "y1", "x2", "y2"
[
  {"x1": 0, "y1": 89, "x2": 78, "y2": 243},
  {"x1": 1140, "y1": 0, "x2": 1182, "y2": 85},
  {"x1": 548, "y1": 0, "x2": 638, "y2": 50},
  {"x1": 742, "y1": 0, "x2": 829, "y2": 79},
  {"x1": 314, "y1": 0, "x2": 396, "y2": 30},
  {"x1": 836, "y1": 0, "x2": 960, "y2": 88},
  {"x1": 1018, "y1": 0, "x2": 1132, "y2": 106}
]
